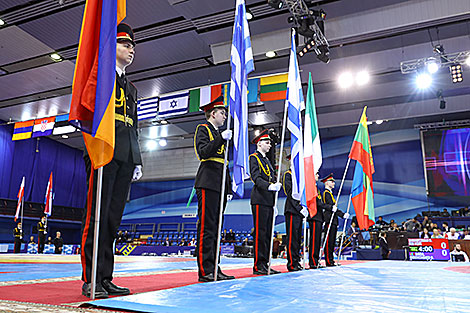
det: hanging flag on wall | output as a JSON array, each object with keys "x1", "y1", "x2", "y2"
[
  {"x1": 247, "y1": 78, "x2": 259, "y2": 103},
  {"x1": 158, "y1": 92, "x2": 189, "y2": 118},
  {"x1": 12, "y1": 120, "x2": 34, "y2": 141},
  {"x1": 137, "y1": 96, "x2": 159, "y2": 121},
  {"x1": 32, "y1": 117, "x2": 56, "y2": 138},
  {"x1": 260, "y1": 73, "x2": 288, "y2": 102},
  {"x1": 188, "y1": 85, "x2": 222, "y2": 113}
]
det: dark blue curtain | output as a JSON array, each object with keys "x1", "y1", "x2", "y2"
[{"x1": 0, "y1": 124, "x2": 86, "y2": 208}]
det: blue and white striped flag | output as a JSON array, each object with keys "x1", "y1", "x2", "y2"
[
  {"x1": 286, "y1": 29, "x2": 306, "y2": 204},
  {"x1": 230, "y1": 0, "x2": 254, "y2": 197},
  {"x1": 137, "y1": 96, "x2": 159, "y2": 121}
]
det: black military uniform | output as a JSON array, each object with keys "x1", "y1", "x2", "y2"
[
  {"x1": 322, "y1": 174, "x2": 345, "y2": 266},
  {"x1": 282, "y1": 169, "x2": 303, "y2": 271},
  {"x1": 249, "y1": 130, "x2": 279, "y2": 274},
  {"x1": 194, "y1": 96, "x2": 233, "y2": 282},
  {"x1": 81, "y1": 23, "x2": 141, "y2": 297},
  {"x1": 53, "y1": 235, "x2": 64, "y2": 254},
  {"x1": 37, "y1": 218, "x2": 46, "y2": 254},
  {"x1": 13, "y1": 224, "x2": 23, "y2": 253},
  {"x1": 308, "y1": 187, "x2": 331, "y2": 268}
]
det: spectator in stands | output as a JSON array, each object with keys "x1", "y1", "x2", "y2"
[
  {"x1": 29, "y1": 236, "x2": 35, "y2": 244},
  {"x1": 450, "y1": 244, "x2": 469, "y2": 262},
  {"x1": 376, "y1": 216, "x2": 388, "y2": 228},
  {"x1": 189, "y1": 238, "x2": 196, "y2": 246},
  {"x1": 422, "y1": 216, "x2": 432, "y2": 230},
  {"x1": 222, "y1": 229, "x2": 227, "y2": 241},
  {"x1": 53, "y1": 231, "x2": 64, "y2": 254},
  {"x1": 347, "y1": 221, "x2": 360, "y2": 250},
  {"x1": 463, "y1": 230, "x2": 470, "y2": 240},
  {"x1": 441, "y1": 208, "x2": 450, "y2": 217},
  {"x1": 116, "y1": 231, "x2": 124, "y2": 244},
  {"x1": 460, "y1": 207, "x2": 469, "y2": 216},
  {"x1": 446, "y1": 228, "x2": 460, "y2": 240},
  {"x1": 226, "y1": 229, "x2": 235, "y2": 242},
  {"x1": 179, "y1": 239, "x2": 188, "y2": 246},
  {"x1": 420, "y1": 228, "x2": 431, "y2": 239},
  {"x1": 123, "y1": 231, "x2": 130, "y2": 242},
  {"x1": 242, "y1": 238, "x2": 250, "y2": 247},
  {"x1": 46, "y1": 236, "x2": 52, "y2": 244},
  {"x1": 389, "y1": 222, "x2": 400, "y2": 232},
  {"x1": 405, "y1": 218, "x2": 419, "y2": 232},
  {"x1": 163, "y1": 237, "x2": 171, "y2": 246},
  {"x1": 431, "y1": 228, "x2": 444, "y2": 239},
  {"x1": 441, "y1": 222, "x2": 450, "y2": 233},
  {"x1": 378, "y1": 232, "x2": 390, "y2": 260}
]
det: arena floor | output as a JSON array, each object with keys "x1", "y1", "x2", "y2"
[{"x1": 0, "y1": 254, "x2": 468, "y2": 312}]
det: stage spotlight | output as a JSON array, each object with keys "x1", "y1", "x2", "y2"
[
  {"x1": 146, "y1": 140, "x2": 158, "y2": 151},
  {"x1": 338, "y1": 72, "x2": 353, "y2": 89},
  {"x1": 316, "y1": 44, "x2": 330, "y2": 64},
  {"x1": 356, "y1": 70, "x2": 370, "y2": 86},
  {"x1": 450, "y1": 64, "x2": 463, "y2": 83},
  {"x1": 436, "y1": 89, "x2": 446, "y2": 110},
  {"x1": 426, "y1": 59, "x2": 439, "y2": 74},
  {"x1": 439, "y1": 99, "x2": 446, "y2": 110},
  {"x1": 159, "y1": 138, "x2": 168, "y2": 147},
  {"x1": 246, "y1": 8, "x2": 253, "y2": 20},
  {"x1": 268, "y1": 0, "x2": 283, "y2": 10},
  {"x1": 416, "y1": 72, "x2": 432, "y2": 89}
]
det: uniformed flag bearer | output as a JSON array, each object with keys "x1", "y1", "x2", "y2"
[
  {"x1": 322, "y1": 173, "x2": 349, "y2": 266},
  {"x1": 282, "y1": 155, "x2": 308, "y2": 271},
  {"x1": 194, "y1": 95, "x2": 235, "y2": 282},
  {"x1": 81, "y1": 23, "x2": 143, "y2": 299},
  {"x1": 13, "y1": 222, "x2": 23, "y2": 254},
  {"x1": 37, "y1": 216, "x2": 47, "y2": 254},
  {"x1": 249, "y1": 129, "x2": 282, "y2": 275}
]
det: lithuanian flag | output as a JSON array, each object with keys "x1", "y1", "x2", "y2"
[
  {"x1": 349, "y1": 107, "x2": 375, "y2": 230},
  {"x1": 259, "y1": 73, "x2": 288, "y2": 102}
]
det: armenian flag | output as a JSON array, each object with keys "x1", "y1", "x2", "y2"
[
  {"x1": 12, "y1": 120, "x2": 34, "y2": 141},
  {"x1": 69, "y1": 0, "x2": 126, "y2": 169},
  {"x1": 349, "y1": 107, "x2": 375, "y2": 230}
]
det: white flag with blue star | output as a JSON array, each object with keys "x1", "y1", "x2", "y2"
[{"x1": 158, "y1": 92, "x2": 189, "y2": 118}]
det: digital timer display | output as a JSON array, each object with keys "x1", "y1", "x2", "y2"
[{"x1": 408, "y1": 238, "x2": 450, "y2": 261}]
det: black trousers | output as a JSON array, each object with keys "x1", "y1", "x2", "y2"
[
  {"x1": 38, "y1": 232, "x2": 45, "y2": 254},
  {"x1": 251, "y1": 204, "x2": 274, "y2": 272},
  {"x1": 81, "y1": 156, "x2": 134, "y2": 283},
  {"x1": 14, "y1": 238, "x2": 21, "y2": 253},
  {"x1": 324, "y1": 224, "x2": 338, "y2": 266},
  {"x1": 196, "y1": 188, "x2": 226, "y2": 277},
  {"x1": 308, "y1": 219, "x2": 323, "y2": 268},
  {"x1": 285, "y1": 212, "x2": 302, "y2": 270}
]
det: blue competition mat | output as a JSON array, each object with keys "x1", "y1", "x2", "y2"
[{"x1": 88, "y1": 261, "x2": 470, "y2": 313}]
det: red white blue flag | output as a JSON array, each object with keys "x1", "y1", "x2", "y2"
[
  {"x1": 15, "y1": 177, "x2": 25, "y2": 222},
  {"x1": 44, "y1": 172, "x2": 53, "y2": 217},
  {"x1": 32, "y1": 117, "x2": 56, "y2": 138}
]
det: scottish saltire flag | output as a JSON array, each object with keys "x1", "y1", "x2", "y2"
[
  {"x1": 15, "y1": 177, "x2": 25, "y2": 222},
  {"x1": 44, "y1": 172, "x2": 53, "y2": 217},
  {"x1": 303, "y1": 73, "x2": 322, "y2": 217},
  {"x1": 230, "y1": 0, "x2": 254, "y2": 197},
  {"x1": 158, "y1": 92, "x2": 189, "y2": 118},
  {"x1": 137, "y1": 96, "x2": 159, "y2": 121},
  {"x1": 349, "y1": 107, "x2": 375, "y2": 230},
  {"x1": 32, "y1": 117, "x2": 56, "y2": 138},
  {"x1": 286, "y1": 29, "x2": 305, "y2": 203},
  {"x1": 69, "y1": 0, "x2": 126, "y2": 169},
  {"x1": 12, "y1": 120, "x2": 34, "y2": 141}
]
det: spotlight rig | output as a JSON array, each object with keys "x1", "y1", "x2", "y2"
[{"x1": 269, "y1": 0, "x2": 330, "y2": 63}]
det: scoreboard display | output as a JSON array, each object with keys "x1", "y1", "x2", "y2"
[{"x1": 408, "y1": 238, "x2": 450, "y2": 261}]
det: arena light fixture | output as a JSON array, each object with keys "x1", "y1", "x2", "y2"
[
  {"x1": 466, "y1": 56, "x2": 470, "y2": 67},
  {"x1": 50, "y1": 53, "x2": 63, "y2": 62},
  {"x1": 61, "y1": 134, "x2": 69, "y2": 139},
  {"x1": 450, "y1": 64, "x2": 463, "y2": 83},
  {"x1": 338, "y1": 72, "x2": 353, "y2": 89},
  {"x1": 265, "y1": 51, "x2": 277, "y2": 58},
  {"x1": 375, "y1": 120, "x2": 384, "y2": 125},
  {"x1": 426, "y1": 59, "x2": 439, "y2": 74},
  {"x1": 159, "y1": 138, "x2": 168, "y2": 147},
  {"x1": 356, "y1": 70, "x2": 370, "y2": 86},
  {"x1": 246, "y1": 8, "x2": 253, "y2": 20},
  {"x1": 146, "y1": 140, "x2": 158, "y2": 151},
  {"x1": 268, "y1": 0, "x2": 283, "y2": 10},
  {"x1": 0, "y1": 19, "x2": 5, "y2": 26},
  {"x1": 416, "y1": 72, "x2": 432, "y2": 89}
]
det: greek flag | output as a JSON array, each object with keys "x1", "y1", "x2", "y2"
[
  {"x1": 230, "y1": 0, "x2": 254, "y2": 197},
  {"x1": 286, "y1": 29, "x2": 306, "y2": 203}
]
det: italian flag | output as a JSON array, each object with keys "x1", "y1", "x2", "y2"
[
  {"x1": 189, "y1": 84, "x2": 222, "y2": 112},
  {"x1": 303, "y1": 73, "x2": 322, "y2": 217}
]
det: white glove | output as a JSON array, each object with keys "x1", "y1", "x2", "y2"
[
  {"x1": 274, "y1": 206, "x2": 279, "y2": 217},
  {"x1": 227, "y1": 194, "x2": 233, "y2": 201},
  {"x1": 268, "y1": 182, "x2": 282, "y2": 192},
  {"x1": 300, "y1": 208, "x2": 309, "y2": 218},
  {"x1": 221, "y1": 129, "x2": 232, "y2": 140},
  {"x1": 343, "y1": 213, "x2": 350, "y2": 219},
  {"x1": 332, "y1": 205, "x2": 338, "y2": 212},
  {"x1": 133, "y1": 165, "x2": 143, "y2": 181}
]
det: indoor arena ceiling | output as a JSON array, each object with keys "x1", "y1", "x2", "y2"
[{"x1": 1, "y1": 0, "x2": 470, "y2": 151}]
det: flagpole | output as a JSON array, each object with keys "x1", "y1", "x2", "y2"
[
  {"x1": 90, "y1": 166, "x2": 103, "y2": 300},
  {"x1": 317, "y1": 157, "x2": 351, "y2": 268},
  {"x1": 337, "y1": 194, "x2": 352, "y2": 264},
  {"x1": 267, "y1": 98, "x2": 289, "y2": 275},
  {"x1": 302, "y1": 217, "x2": 307, "y2": 269},
  {"x1": 213, "y1": 112, "x2": 232, "y2": 282}
]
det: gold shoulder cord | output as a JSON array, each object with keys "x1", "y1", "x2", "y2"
[
  {"x1": 193, "y1": 124, "x2": 214, "y2": 161},
  {"x1": 253, "y1": 154, "x2": 271, "y2": 177},
  {"x1": 115, "y1": 87, "x2": 127, "y2": 124}
]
